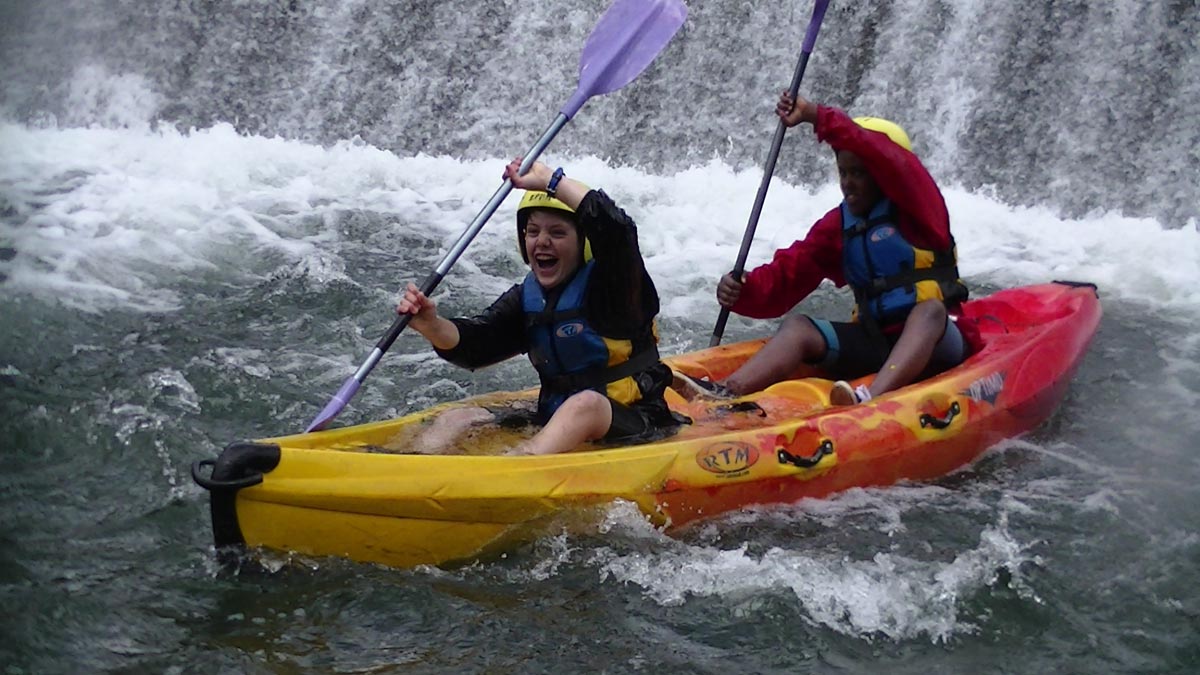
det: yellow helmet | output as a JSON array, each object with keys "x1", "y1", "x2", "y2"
[
  {"x1": 516, "y1": 189, "x2": 592, "y2": 263},
  {"x1": 853, "y1": 116, "x2": 912, "y2": 152}
]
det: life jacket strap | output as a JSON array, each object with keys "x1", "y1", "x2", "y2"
[
  {"x1": 539, "y1": 343, "x2": 661, "y2": 394},
  {"x1": 526, "y1": 306, "x2": 585, "y2": 327},
  {"x1": 843, "y1": 212, "x2": 892, "y2": 238},
  {"x1": 858, "y1": 257, "x2": 962, "y2": 299}
]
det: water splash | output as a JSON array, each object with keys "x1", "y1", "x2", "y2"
[{"x1": 590, "y1": 509, "x2": 1040, "y2": 643}]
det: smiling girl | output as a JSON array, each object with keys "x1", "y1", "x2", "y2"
[{"x1": 396, "y1": 159, "x2": 681, "y2": 456}]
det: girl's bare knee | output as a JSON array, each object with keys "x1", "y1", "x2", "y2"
[
  {"x1": 560, "y1": 389, "x2": 608, "y2": 413},
  {"x1": 548, "y1": 390, "x2": 611, "y2": 442},
  {"x1": 779, "y1": 314, "x2": 811, "y2": 335},
  {"x1": 906, "y1": 300, "x2": 946, "y2": 330},
  {"x1": 779, "y1": 314, "x2": 824, "y2": 356},
  {"x1": 917, "y1": 299, "x2": 947, "y2": 319}
]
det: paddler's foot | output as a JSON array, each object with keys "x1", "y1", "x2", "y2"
[
  {"x1": 830, "y1": 380, "x2": 872, "y2": 406},
  {"x1": 672, "y1": 371, "x2": 736, "y2": 401}
]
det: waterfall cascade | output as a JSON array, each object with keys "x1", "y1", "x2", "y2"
[{"x1": 2, "y1": 0, "x2": 1196, "y2": 226}]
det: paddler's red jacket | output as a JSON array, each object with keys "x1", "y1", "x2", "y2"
[{"x1": 730, "y1": 105, "x2": 955, "y2": 320}]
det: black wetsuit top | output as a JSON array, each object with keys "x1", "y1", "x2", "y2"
[{"x1": 434, "y1": 189, "x2": 673, "y2": 425}]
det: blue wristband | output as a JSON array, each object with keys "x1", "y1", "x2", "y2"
[{"x1": 546, "y1": 167, "x2": 565, "y2": 197}]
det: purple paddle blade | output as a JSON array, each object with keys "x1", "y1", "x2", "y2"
[
  {"x1": 562, "y1": 0, "x2": 687, "y2": 118},
  {"x1": 305, "y1": 376, "x2": 361, "y2": 433},
  {"x1": 804, "y1": 0, "x2": 831, "y2": 52}
]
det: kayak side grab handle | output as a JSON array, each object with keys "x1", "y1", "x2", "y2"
[
  {"x1": 192, "y1": 459, "x2": 263, "y2": 490},
  {"x1": 191, "y1": 442, "x2": 282, "y2": 550},
  {"x1": 192, "y1": 441, "x2": 281, "y2": 491},
  {"x1": 919, "y1": 401, "x2": 961, "y2": 430},
  {"x1": 777, "y1": 438, "x2": 833, "y2": 468}
]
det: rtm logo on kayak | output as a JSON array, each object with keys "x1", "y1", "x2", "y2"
[
  {"x1": 555, "y1": 322, "x2": 585, "y2": 338},
  {"x1": 697, "y1": 441, "x2": 760, "y2": 476},
  {"x1": 961, "y1": 371, "x2": 1005, "y2": 405}
]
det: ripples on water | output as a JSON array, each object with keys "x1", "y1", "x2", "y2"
[{"x1": 3, "y1": 233, "x2": 1198, "y2": 671}]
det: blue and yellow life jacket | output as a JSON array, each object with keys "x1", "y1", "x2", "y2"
[
  {"x1": 522, "y1": 261, "x2": 660, "y2": 419},
  {"x1": 841, "y1": 199, "x2": 968, "y2": 328}
]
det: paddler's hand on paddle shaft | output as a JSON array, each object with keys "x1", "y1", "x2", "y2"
[
  {"x1": 504, "y1": 157, "x2": 588, "y2": 210},
  {"x1": 396, "y1": 283, "x2": 461, "y2": 350},
  {"x1": 777, "y1": 91, "x2": 818, "y2": 128},
  {"x1": 504, "y1": 158, "x2": 553, "y2": 190},
  {"x1": 716, "y1": 271, "x2": 746, "y2": 309},
  {"x1": 397, "y1": 282, "x2": 438, "y2": 327}
]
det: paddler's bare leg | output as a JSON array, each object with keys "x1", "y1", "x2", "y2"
[
  {"x1": 507, "y1": 390, "x2": 612, "y2": 456},
  {"x1": 868, "y1": 299, "x2": 946, "y2": 397},
  {"x1": 723, "y1": 314, "x2": 825, "y2": 395},
  {"x1": 410, "y1": 407, "x2": 495, "y2": 454}
]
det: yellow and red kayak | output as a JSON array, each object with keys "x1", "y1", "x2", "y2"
[{"x1": 193, "y1": 282, "x2": 1101, "y2": 569}]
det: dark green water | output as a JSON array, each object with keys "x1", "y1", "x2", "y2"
[{"x1": 3, "y1": 240, "x2": 1198, "y2": 672}]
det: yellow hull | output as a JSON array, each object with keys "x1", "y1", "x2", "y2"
[{"x1": 226, "y1": 382, "x2": 837, "y2": 567}]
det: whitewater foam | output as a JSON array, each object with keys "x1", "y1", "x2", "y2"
[{"x1": 2, "y1": 123, "x2": 1197, "y2": 317}]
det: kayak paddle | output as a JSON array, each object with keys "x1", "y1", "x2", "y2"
[
  {"x1": 305, "y1": 0, "x2": 687, "y2": 433},
  {"x1": 708, "y1": 0, "x2": 830, "y2": 347}
]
